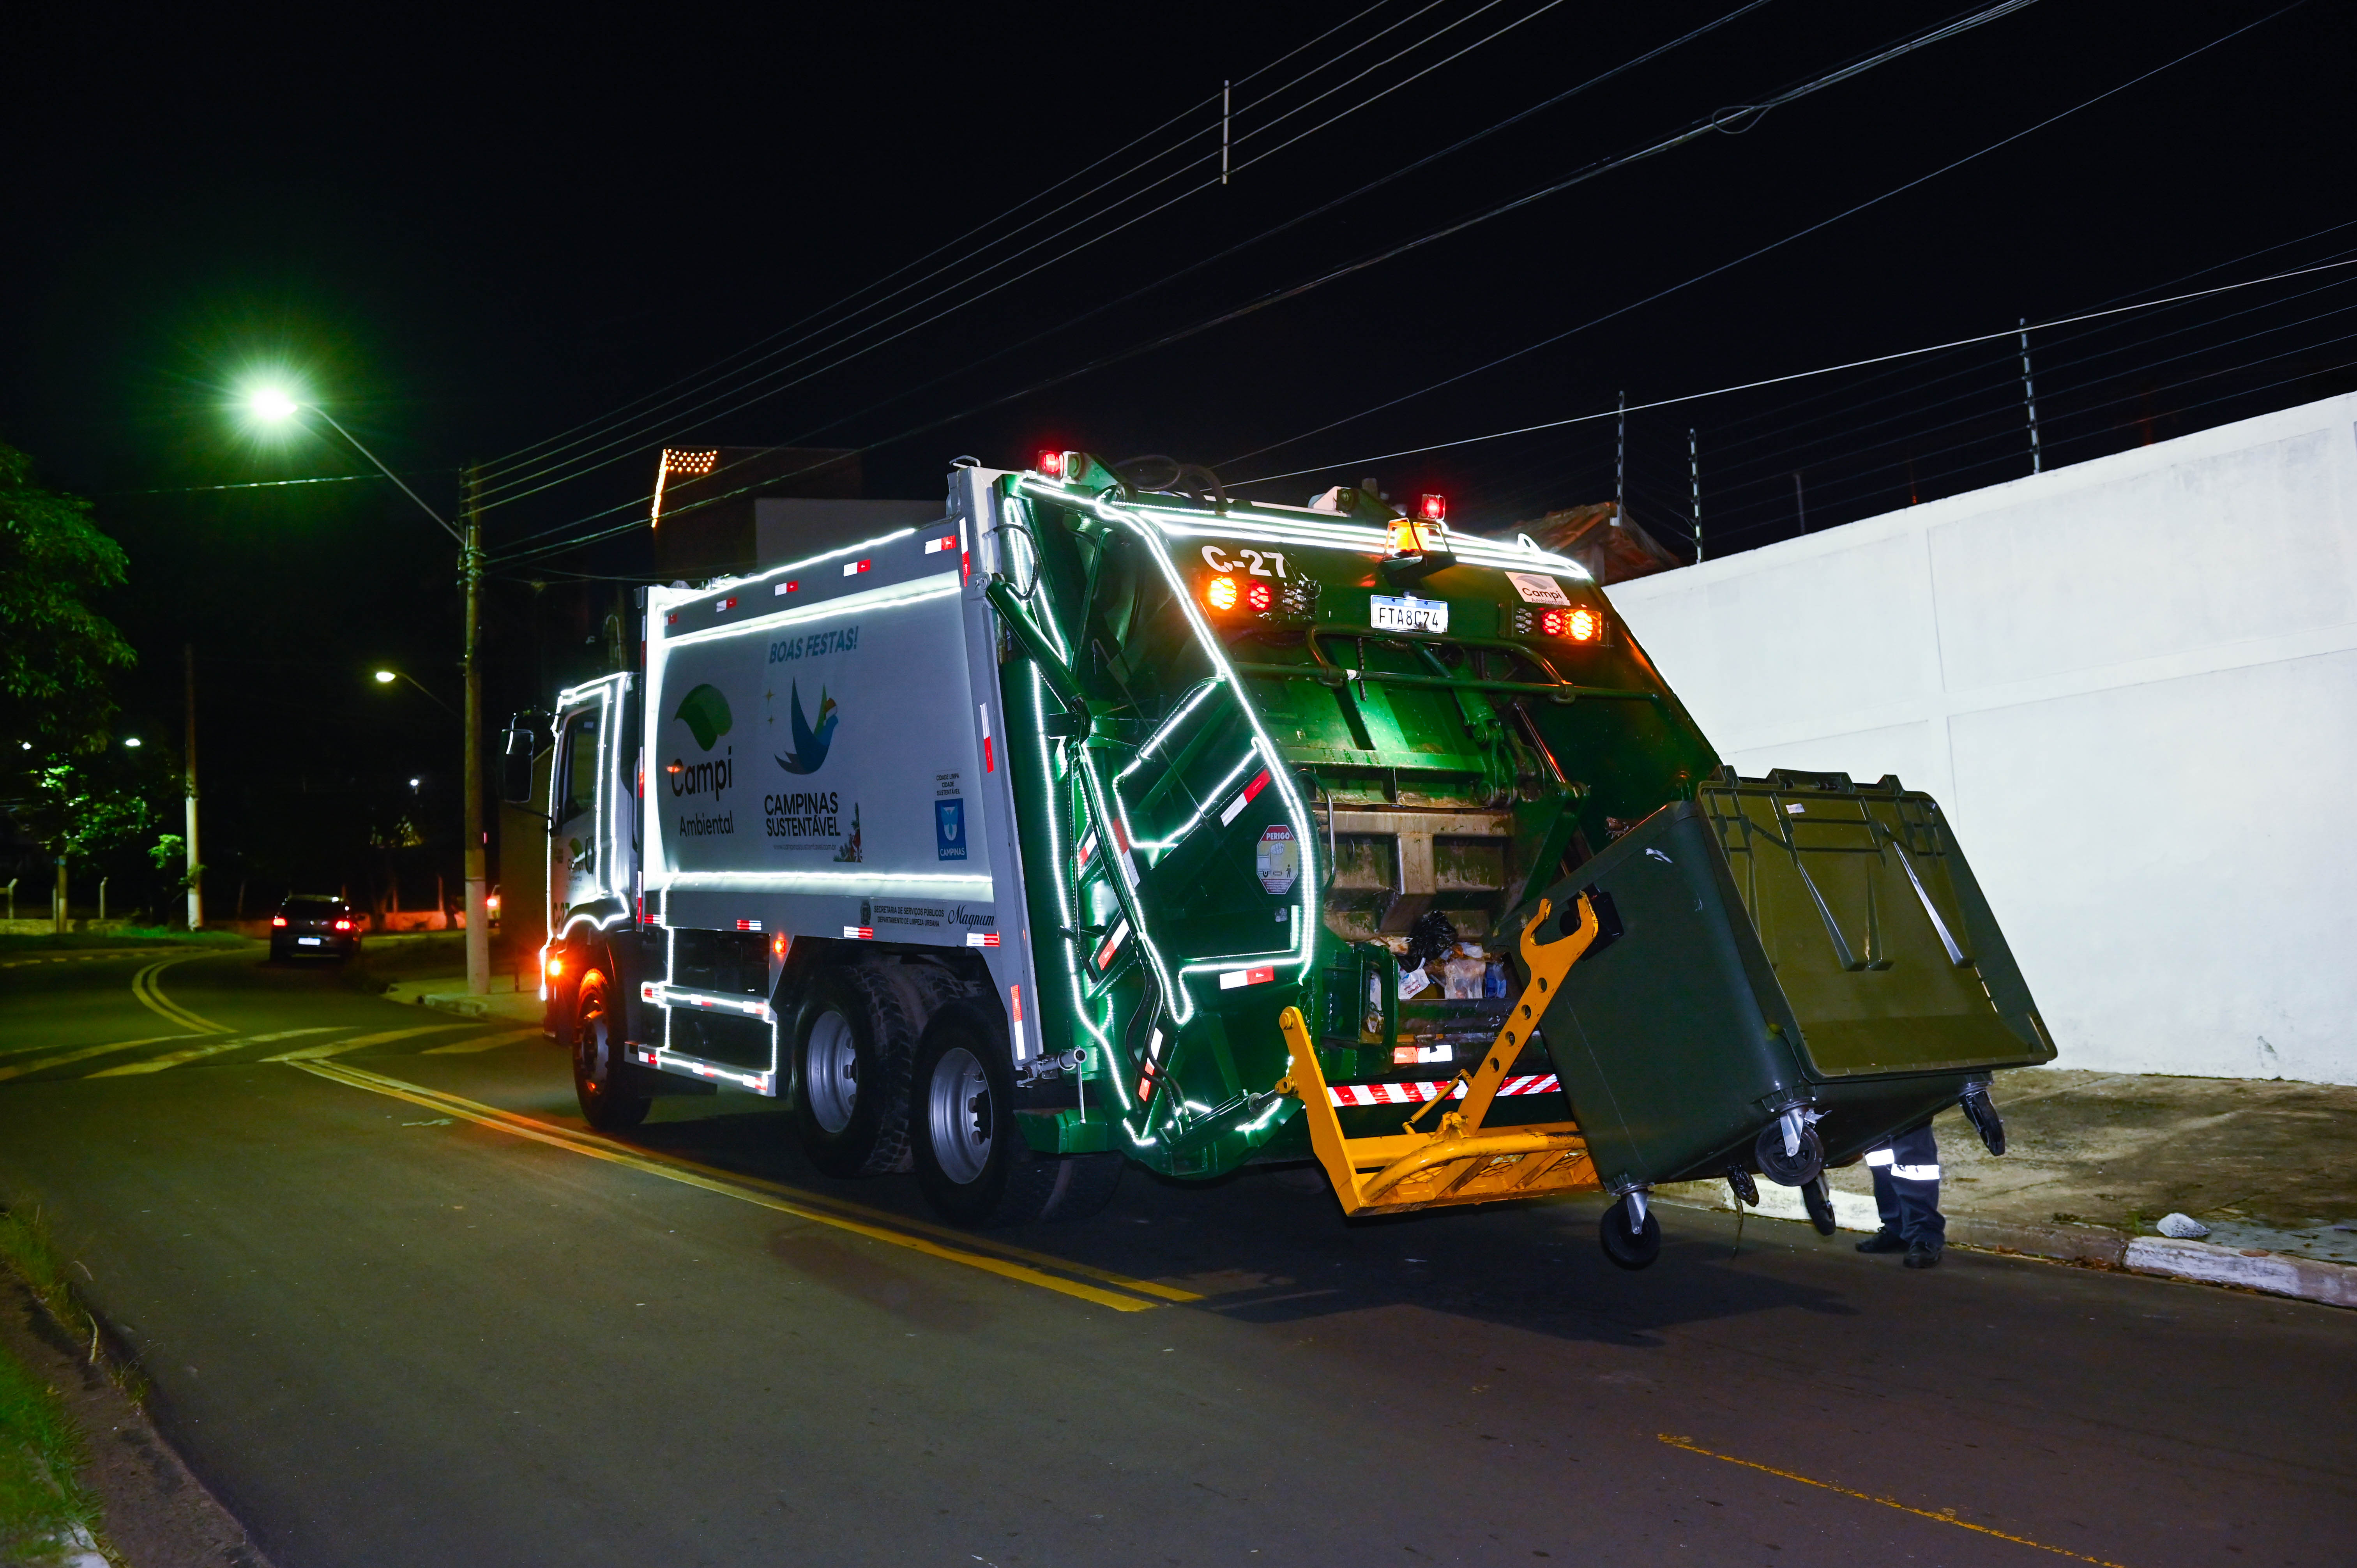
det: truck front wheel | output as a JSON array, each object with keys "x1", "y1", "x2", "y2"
[
  {"x1": 791, "y1": 968, "x2": 916, "y2": 1178},
  {"x1": 572, "y1": 969, "x2": 650, "y2": 1132}
]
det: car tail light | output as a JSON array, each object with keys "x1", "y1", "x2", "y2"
[
  {"x1": 1205, "y1": 575, "x2": 1239, "y2": 612},
  {"x1": 333, "y1": 918, "x2": 352, "y2": 931},
  {"x1": 271, "y1": 915, "x2": 287, "y2": 927}
]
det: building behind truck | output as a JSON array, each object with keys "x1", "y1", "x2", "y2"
[{"x1": 516, "y1": 450, "x2": 2048, "y2": 1260}]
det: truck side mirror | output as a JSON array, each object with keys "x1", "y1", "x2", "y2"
[{"x1": 498, "y1": 725, "x2": 537, "y2": 806}]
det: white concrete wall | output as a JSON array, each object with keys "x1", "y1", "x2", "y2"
[{"x1": 1607, "y1": 393, "x2": 2357, "y2": 1085}]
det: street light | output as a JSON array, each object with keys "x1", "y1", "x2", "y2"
[
  {"x1": 242, "y1": 386, "x2": 491, "y2": 996},
  {"x1": 372, "y1": 667, "x2": 461, "y2": 720}
]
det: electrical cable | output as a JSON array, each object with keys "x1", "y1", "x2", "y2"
[
  {"x1": 1222, "y1": 252, "x2": 2357, "y2": 493},
  {"x1": 473, "y1": 0, "x2": 1585, "y2": 508},
  {"x1": 1219, "y1": 0, "x2": 2299, "y2": 476},
  {"x1": 497, "y1": 0, "x2": 2030, "y2": 553},
  {"x1": 500, "y1": 0, "x2": 1773, "y2": 517}
]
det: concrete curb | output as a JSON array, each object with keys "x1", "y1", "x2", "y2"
[
  {"x1": 1653, "y1": 1183, "x2": 2355, "y2": 1309},
  {"x1": 381, "y1": 978, "x2": 542, "y2": 1022}
]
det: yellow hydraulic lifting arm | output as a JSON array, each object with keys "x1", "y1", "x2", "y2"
[{"x1": 1276, "y1": 894, "x2": 1604, "y2": 1216}]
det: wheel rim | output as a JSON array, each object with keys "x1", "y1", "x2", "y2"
[
  {"x1": 926, "y1": 1044, "x2": 992, "y2": 1186},
  {"x1": 804, "y1": 1010, "x2": 859, "y2": 1133}
]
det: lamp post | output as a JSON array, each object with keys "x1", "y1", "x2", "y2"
[{"x1": 248, "y1": 388, "x2": 489, "y2": 995}]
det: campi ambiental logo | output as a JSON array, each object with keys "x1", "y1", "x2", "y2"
[
  {"x1": 776, "y1": 682, "x2": 839, "y2": 775},
  {"x1": 668, "y1": 685, "x2": 735, "y2": 800}
]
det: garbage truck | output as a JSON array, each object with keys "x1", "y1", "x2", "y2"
[{"x1": 510, "y1": 451, "x2": 2052, "y2": 1261}]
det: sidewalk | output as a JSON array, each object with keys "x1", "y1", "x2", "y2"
[
  {"x1": 1658, "y1": 1069, "x2": 2357, "y2": 1309},
  {"x1": 380, "y1": 970, "x2": 544, "y2": 1023}
]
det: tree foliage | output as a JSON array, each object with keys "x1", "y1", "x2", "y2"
[{"x1": 0, "y1": 441, "x2": 134, "y2": 747}]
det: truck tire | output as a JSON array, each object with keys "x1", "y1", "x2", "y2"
[
  {"x1": 572, "y1": 969, "x2": 650, "y2": 1132},
  {"x1": 791, "y1": 967, "x2": 917, "y2": 1178},
  {"x1": 910, "y1": 1007, "x2": 1079, "y2": 1227}
]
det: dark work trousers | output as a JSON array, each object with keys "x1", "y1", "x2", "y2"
[{"x1": 1866, "y1": 1121, "x2": 1945, "y2": 1246}]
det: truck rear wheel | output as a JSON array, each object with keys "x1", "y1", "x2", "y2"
[
  {"x1": 572, "y1": 969, "x2": 650, "y2": 1132},
  {"x1": 911, "y1": 1008, "x2": 1113, "y2": 1227},
  {"x1": 791, "y1": 967, "x2": 916, "y2": 1178}
]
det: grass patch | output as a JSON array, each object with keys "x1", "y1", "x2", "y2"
[
  {"x1": 0, "y1": 927, "x2": 246, "y2": 956},
  {"x1": 0, "y1": 1208, "x2": 103, "y2": 1564}
]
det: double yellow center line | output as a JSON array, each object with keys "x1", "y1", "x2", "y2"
[
  {"x1": 130, "y1": 955, "x2": 226, "y2": 1035},
  {"x1": 294, "y1": 1060, "x2": 1200, "y2": 1315}
]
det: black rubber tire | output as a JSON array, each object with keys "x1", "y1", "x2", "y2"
[
  {"x1": 1039, "y1": 1152, "x2": 1124, "y2": 1223},
  {"x1": 572, "y1": 969, "x2": 650, "y2": 1131},
  {"x1": 1756, "y1": 1120, "x2": 1826, "y2": 1187},
  {"x1": 910, "y1": 1005, "x2": 1066, "y2": 1227},
  {"x1": 791, "y1": 966, "x2": 918, "y2": 1178},
  {"x1": 1599, "y1": 1196, "x2": 1663, "y2": 1270},
  {"x1": 1801, "y1": 1174, "x2": 1839, "y2": 1236}
]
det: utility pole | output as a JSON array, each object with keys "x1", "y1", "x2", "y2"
[
  {"x1": 1689, "y1": 428, "x2": 1702, "y2": 563},
  {"x1": 1615, "y1": 390, "x2": 1627, "y2": 524},
  {"x1": 183, "y1": 643, "x2": 202, "y2": 930},
  {"x1": 462, "y1": 464, "x2": 489, "y2": 995},
  {"x1": 2019, "y1": 317, "x2": 2042, "y2": 475}
]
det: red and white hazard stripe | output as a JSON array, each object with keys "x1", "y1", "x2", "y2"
[
  {"x1": 842, "y1": 925, "x2": 874, "y2": 940},
  {"x1": 924, "y1": 535, "x2": 955, "y2": 554},
  {"x1": 978, "y1": 703, "x2": 994, "y2": 772},
  {"x1": 963, "y1": 931, "x2": 1001, "y2": 948},
  {"x1": 1326, "y1": 1074, "x2": 1560, "y2": 1107},
  {"x1": 1217, "y1": 964, "x2": 1276, "y2": 990},
  {"x1": 1219, "y1": 768, "x2": 1272, "y2": 826}
]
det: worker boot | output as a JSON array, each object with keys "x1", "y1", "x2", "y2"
[
  {"x1": 1903, "y1": 1239, "x2": 1944, "y2": 1270},
  {"x1": 1855, "y1": 1229, "x2": 1907, "y2": 1254}
]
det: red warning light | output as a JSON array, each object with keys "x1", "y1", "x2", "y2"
[
  {"x1": 1538, "y1": 608, "x2": 1566, "y2": 638},
  {"x1": 1038, "y1": 450, "x2": 1065, "y2": 478},
  {"x1": 1245, "y1": 579, "x2": 1272, "y2": 613},
  {"x1": 1420, "y1": 493, "x2": 1446, "y2": 523}
]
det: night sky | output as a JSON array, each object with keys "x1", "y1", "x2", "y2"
[{"x1": 4, "y1": 0, "x2": 2348, "y2": 908}]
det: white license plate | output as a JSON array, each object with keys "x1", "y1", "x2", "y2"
[
  {"x1": 298, "y1": 936, "x2": 323, "y2": 946},
  {"x1": 1369, "y1": 594, "x2": 1449, "y2": 634}
]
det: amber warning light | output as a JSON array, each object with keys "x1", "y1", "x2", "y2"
[{"x1": 1542, "y1": 607, "x2": 1602, "y2": 642}]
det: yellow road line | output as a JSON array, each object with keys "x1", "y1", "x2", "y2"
[
  {"x1": 130, "y1": 956, "x2": 227, "y2": 1035},
  {"x1": 421, "y1": 1026, "x2": 544, "y2": 1055},
  {"x1": 88, "y1": 1027, "x2": 339, "y2": 1077},
  {"x1": 318, "y1": 1063, "x2": 1202, "y2": 1304},
  {"x1": 1657, "y1": 1435, "x2": 2132, "y2": 1567},
  {"x1": 266, "y1": 1024, "x2": 475, "y2": 1061},
  {"x1": 0, "y1": 1036, "x2": 191, "y2": 1083},
  {"x1": 293, "y1": 1061, "x2": 1170, "y2": 1314}
]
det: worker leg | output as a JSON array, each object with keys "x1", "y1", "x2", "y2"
[
  {"x1": 1857, "y1": 1146, "x2": 1908, "y2": 1252},
  {"x1": 1885, "y1": 1121, "x2": 1945, "y2": 1249}
]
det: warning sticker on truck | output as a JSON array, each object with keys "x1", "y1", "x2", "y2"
[{"x1": 1256, "y1": 824, "x2": 1300, "y2": 895}]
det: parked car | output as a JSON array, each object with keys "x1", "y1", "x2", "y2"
[{"x1": 270, "y1": 894, "x2": 360, "y2": 961}]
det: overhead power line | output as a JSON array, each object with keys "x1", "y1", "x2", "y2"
[
  {"x1": 1227, "y1": 253, "x2": 2357, "y2": 491},
  {"x1": 493, "y1": 0, "x2": 2023, "y2": 561},
  {"x1": 474, "y1": 0, "x2": 1593, "y2": 512}
]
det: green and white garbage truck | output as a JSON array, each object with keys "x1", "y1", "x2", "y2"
[{"x1": 513, "y1": 451, "x2": 2050, "y2": 1261}]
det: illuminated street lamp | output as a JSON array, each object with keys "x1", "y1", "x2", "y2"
[{"x1": 243, "y1": 385, "x2": 491, "y2": 996}]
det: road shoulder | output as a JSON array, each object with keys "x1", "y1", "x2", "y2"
[{"x1": 0, "y1": 1272, "x2": 271, "y2": 1568}]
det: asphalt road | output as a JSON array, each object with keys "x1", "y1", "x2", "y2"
[{"x1": 0, "y1": 945, "x2": 2348, "y2": 1568}]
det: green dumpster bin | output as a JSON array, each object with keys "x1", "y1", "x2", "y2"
[{"x1": 1531, "y1": 769, "x2": 2054, "y2": 1199}]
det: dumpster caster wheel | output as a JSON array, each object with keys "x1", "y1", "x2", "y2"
[
  {"x1": 1599, "y1": 1197, "x2": 1662, "y2": 1271},
  {"x1": 1960, "y1": 1083, "x2": 2006, "y2": 1156},
  {"x1": 1756, "y1": 1121, "x2": 1824, "y2": 1187},
  {"x1": 1801, "y1": 1175, "x2": 1839, "y2": 1236}
]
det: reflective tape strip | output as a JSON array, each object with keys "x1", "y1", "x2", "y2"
[
  {"x1": 1327, "y1": 1074, "x2": 1560, "y2": 1107},
  {"x1": 1864, "y1": 1148, "x2": 1896, "y2": 1167},
  {"x1": 1890, "y1": 1164, "x2": 1942, "y2": 1182}
]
